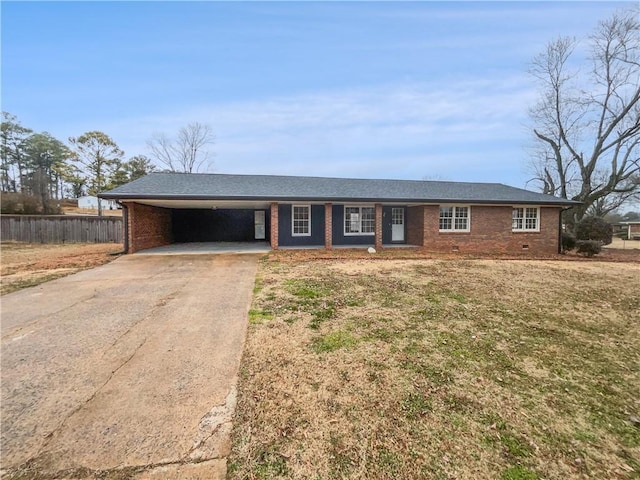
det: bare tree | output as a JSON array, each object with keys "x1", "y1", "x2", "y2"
[
  {"x1": 528, "y1": 9, "x2": 640, "y2": 225},
  {"x1": 147, "y1": 122, "x2": 215, "y2": 173}
]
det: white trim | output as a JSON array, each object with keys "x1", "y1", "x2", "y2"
[
  {"x1": 438, "y1": 205, "x2": 471, "y2": 232},
  {"x1": 344, "y1": 205, "x2": 376, "y2": 236},
  {"x1": 512, "y1": 206, "x2": 540, "y2": 232},
  {"x1": 292, "y1": 204, "x2": 311, "y2": 237}
]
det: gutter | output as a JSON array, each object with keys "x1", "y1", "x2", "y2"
[{"x1": 98, "y1": 193, "x2": 580, "y2": 207}]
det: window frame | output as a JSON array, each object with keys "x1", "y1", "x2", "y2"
[
  {"x1": 291, "y1": 204, "x2": 311, "y2": 237},
  {"x1": 512, "y1": 206, "x2": 540, "y2": 232},
  {"x1": 344, "y1": 205, "x2": 375, "y2": 236},
  {"x1": 438, "y1": 205, "x2": 471, "y2": 232}
]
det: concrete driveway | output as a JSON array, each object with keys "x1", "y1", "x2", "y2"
[{"x1": 1, "y1": 253, "x2": 259, "y2": 479}]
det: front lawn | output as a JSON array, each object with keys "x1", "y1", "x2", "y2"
[{"x1": 229, "y1": 256, "x2": 639, "y2": 479}]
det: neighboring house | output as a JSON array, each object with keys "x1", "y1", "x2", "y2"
[
  {"x1": 621, "y1": 221, "x2": 640, "y2": 240},
  {"x1": 99, "y1": 172, "x2": 578, "y2": 254},
  {"x1": 78, "y1": 195, "x2": 119, "y2": 211}
]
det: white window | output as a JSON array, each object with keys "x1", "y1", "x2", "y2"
[
  {"x1": 344, "y1": 206, "x2": 375, "y2": 235},
  {"x1": 292, "y1": 205, "x2": 311, "y2": 236},
  {"x1": 439, "y1": 206, "x2": 470, "y2": 232},
  {"x1": 512, "y1": 207, "x2": 539, "y2": 232}
]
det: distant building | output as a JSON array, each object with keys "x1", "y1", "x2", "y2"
[
  {"x1": 621, "y1": 221, "x2": 640, "y2": 240},
  {"x1": 78, "y1": 195, "x2": 118, "y2": 210}
]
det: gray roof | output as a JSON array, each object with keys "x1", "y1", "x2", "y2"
[{"x1": 100, "y1": 172, "x2": 579, "y2": 205}]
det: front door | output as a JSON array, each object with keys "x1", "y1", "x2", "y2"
[
  {"x1": 254, "y1": 210, "x2": 266, "y2": 240},
  {"x1": 391, "y1": 208, "x2": 405, "y2": 242}
]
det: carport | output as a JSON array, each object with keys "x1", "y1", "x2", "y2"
[{"x1": 120, "y1": 199, "x2": 272, "y2": 254}]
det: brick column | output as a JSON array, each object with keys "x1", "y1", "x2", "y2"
[
  {"x1": 375, "y1": 203, "x2": 383, "y2": 250},
  {"x1": 324, "y1": 203, "x2": 333, "y2": 249},
  {"x1": 270, "y1": 202, "x2": 279, "y2": 249}
]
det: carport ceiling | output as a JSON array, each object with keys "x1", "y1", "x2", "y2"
[{"x1": 125, "y1": 199, "x2": 271, "y2": 209}]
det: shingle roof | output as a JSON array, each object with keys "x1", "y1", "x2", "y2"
[{"x1": 100, "y1": 172, "x2": 578, "y2": 205}]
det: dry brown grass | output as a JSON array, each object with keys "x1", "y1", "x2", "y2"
[
  {"x1": 62, "y1": 206, "x2": 123, "y2": 216},
  {"x1": 0, "y1": 242, "x2": 122, "y2": 295},
  {"x1": 229, "y1": 256, "x2": 640, "y2": 480}
]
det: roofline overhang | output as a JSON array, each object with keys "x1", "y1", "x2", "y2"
[{"x1": 99, "y1": 193, "x2": 580, "y2": 207}]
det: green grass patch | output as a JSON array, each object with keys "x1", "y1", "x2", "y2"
[
  {"x1": 285, "y1": 278, "x2": 332, "y2": 299},
  {"x1": 248, "y1": 309, "x2": 273, "y2": 325},
  {"x1": 401, "y1": 391, "x2": 432, "y2": 420},
  {"x1": 311, "y1": 330, "x2": 358, "y2": 353},
  {"x1": 501, "y1": 465, "x2": 539, "y2": 480}
]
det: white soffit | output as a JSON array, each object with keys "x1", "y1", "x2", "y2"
[{"x1": 123, "y1": 199, "x2": 272, "y2": 209}]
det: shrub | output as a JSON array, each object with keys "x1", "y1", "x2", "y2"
[
  {"x1": 0, "y1": 192, "x2": 62, "y2": 215},
  {"x1": 561, "y1": 232, "x2": 577, "y2": 252},
  {"x1": 576, "y1": 240, "x2": 602, "y2": 257},
  {"x1": 575, "y1": 217, "x2": 613, "y2": 245}
]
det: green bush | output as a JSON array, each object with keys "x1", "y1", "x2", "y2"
[
  {"x1": 575, "y1": 217, "x2": 612, "y2": 245},
  {"x1": 576, "y1": 240, "x2": 602, "y2": 257},
  {"x1": 561, "y1": 232, "x2": 577, "y2": 252}
]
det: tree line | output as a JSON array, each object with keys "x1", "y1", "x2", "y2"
[{"x1": 1, "y1": 114, "x2": 214, "y2": 215}]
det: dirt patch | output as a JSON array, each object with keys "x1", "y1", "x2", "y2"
[
  {"x1": 229, "y1": 257, "x2": 640, "y2": 480},
  {"x1": 1, "y1": 242, "x2": 123, "y2": 295}
]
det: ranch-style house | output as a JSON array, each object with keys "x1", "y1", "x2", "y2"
[{"x1": 100, "y1": 172, "x2": 578, "y2": 255}]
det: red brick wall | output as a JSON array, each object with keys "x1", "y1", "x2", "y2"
[
  {"x1": 629, "y1": 224, "x2": 640, "y2": 239},
  {"x1": 125, "y1": 202, "x2": 172, "y2": 253},
  {"x1": 407, "y1": 206, "x2": 425, "y2": 246},
  {"x1": 325, "y1": 203, "x2": 333, "y2": 249},
  {"x1": 408, "y1": 205, "x2": 560, "y2": 255},
  {"x1": 270, "y1": 202, "x2": 279, "y2": 249},
  {"x1": 375, "y1": 203, "x2": 383, "y2": 250}
]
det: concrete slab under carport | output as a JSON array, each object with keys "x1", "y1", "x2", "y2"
[{"x1": 134, "y1": 241, "x2": 271, "y2": 255}]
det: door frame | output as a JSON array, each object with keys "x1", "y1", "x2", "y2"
[
  {"x1": 391, "y1": 207, "x2": 405, "y2": 243},
  {"x1": 254, "y1": 210, "x2": 266, "y2": 240}
]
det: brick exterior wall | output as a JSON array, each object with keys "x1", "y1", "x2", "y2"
[
  {"x1": 375, "y1": 203, "x2": 383, "y2": 250},
  {"x1": 629, "y1": 223, "x2": 640, "y2": 239},
  {"x1": 408, "y1": 205, "x2": 560, "y2": 255},
  {"x1": 406, "y1": 206, "x2": 425, "y2": 246},
  {"x1": 324, "y1": 203, "x2": 333, "y2": 249},
  {"x1": 270, "y1": 202, "x2": 279, "y2": 249},
  {"x1": 126, "y1": 202, "x2": 172, "y2": 253}
]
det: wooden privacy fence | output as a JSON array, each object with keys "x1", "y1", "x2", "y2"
[{"x1": 1, "y1": 215, "x2": 123, "y2": 244}]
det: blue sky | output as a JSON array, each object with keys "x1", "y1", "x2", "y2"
[{"x1": 1, "y1": 1, "x2": 633, "y2": 188}]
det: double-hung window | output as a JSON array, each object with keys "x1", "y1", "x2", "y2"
[
  {"x1": 344, "y1": 206, "x2": 375, "y2": 235},
  {"x1": 292, "y1": 205, "x2": 311, "y2": 236},
  {"x1": 512, "y1": 207, "x2": 539, "y2": 232},
  {"x1": 439, "y1": 206, "x2": 470, "y2": 232}
]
